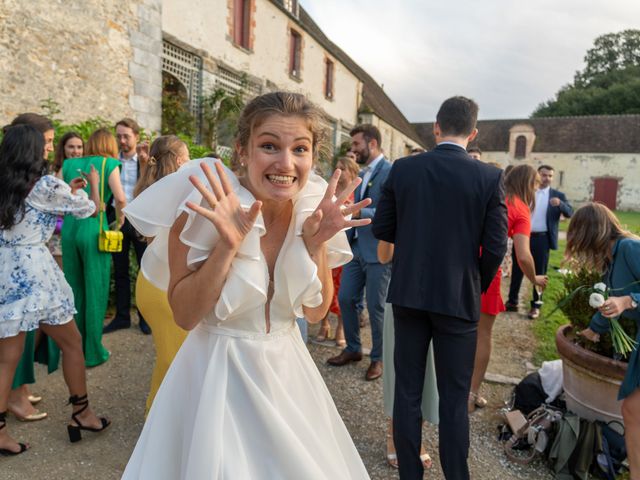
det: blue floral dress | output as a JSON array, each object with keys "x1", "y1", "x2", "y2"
[{"x1": 0, "y1": 175, "x2": 95, "y2": 338}]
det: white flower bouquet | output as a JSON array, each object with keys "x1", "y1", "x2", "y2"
[{"x1": 587, "y1": 282, "x2": 637, "y2": 358}]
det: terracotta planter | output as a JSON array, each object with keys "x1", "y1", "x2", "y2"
[{"x1": 556, "y1": 324, "x2": 627, "y2": 424}]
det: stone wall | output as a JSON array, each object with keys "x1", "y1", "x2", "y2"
[
  {"x1": 481, "y1": 152, "x2": 640, "y2": 210},
  {"x1": 0, "y1": 0, "x2": 162, "y2": 131}
]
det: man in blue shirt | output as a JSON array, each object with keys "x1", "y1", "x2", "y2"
[{"x1": 104, "y1": 118, "x2": 151, "y2": 334}]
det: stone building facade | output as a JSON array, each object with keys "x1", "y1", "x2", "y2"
[
  {"x1": 413, "y1": 115, "x2": 640, "y2": 211},
  {"x1": 0, "y1": 0, "x2": 163, "y2": 131},
  {"x1": 1, "y1": 0, "x2": 423, "y2": 158}
]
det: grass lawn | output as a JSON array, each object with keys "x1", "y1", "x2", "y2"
[{"x1": 533, "y1": 210, "x2": 640, "y2": 364}]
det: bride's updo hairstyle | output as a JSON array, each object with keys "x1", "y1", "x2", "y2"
[{"x1": 232, "y1": 91, "x2": 330, "y2": 172}]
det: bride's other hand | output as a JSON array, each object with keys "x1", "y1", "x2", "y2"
[
  {"x1": 186, "y1": 162, "x2": 262, "y2": 250},
  {"x1": 302, "y1": 169, "x2": 371, "y2": 256}
]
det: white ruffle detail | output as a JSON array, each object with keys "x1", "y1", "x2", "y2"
[{"x1": 124, "y1": 158, "x2": 352, "y2": 322}]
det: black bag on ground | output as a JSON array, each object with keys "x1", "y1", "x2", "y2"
[{"x1": 513, "y1": 372, "x2": 547, "y2": 415}]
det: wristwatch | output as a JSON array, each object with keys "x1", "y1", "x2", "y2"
[{"x1": 631, "y1": 297, "x2": 638, "y2": 309}]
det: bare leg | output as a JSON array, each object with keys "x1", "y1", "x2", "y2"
[
  {"x1": 622, "y1": 388, "x2": 640, "y2": 479},
  {"x1": 387, "y1": 417, "x2": 432, "y2": 469},
  {"x1": 335, "y1": 314, "x2": 346, "y2": 347},
  {"x1": 39, "y1": 322, "x2": 104, "y2": 429},
  {"x1": 7, "y1": 385, "x2": 41, "y2": 418},
  {"x1": 386, "y1": 417, "x2": 398, "y2": 468},
  {"x1": 469, "y1": 313, "x2": 497, "y2": 412},
  {"x1": 0, "y1": 333, "x2": 29, "y2": 453},
  {"x1": 315, "y1": 313, "x2": 331, "y2": 342}
]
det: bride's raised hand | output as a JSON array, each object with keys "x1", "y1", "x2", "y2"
[
  {"x1": 186, "y1": 162, "x2": 262, "y2": 250},
  {"x1": 302, "y1": 169, "x2": 371, "y2": 255}
]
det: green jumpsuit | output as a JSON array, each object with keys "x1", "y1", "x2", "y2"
[{"x1": 59, "y1": 155, "x2": 121, "y2": 367}]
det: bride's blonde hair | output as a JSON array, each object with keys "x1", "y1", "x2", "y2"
[{"x1": 231, "y1": 92, "x2": 329, "y2": 173}]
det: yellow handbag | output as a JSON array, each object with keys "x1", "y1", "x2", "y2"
[{"x1": 98, "y1": 157, "x2": 123, "y2": 253}]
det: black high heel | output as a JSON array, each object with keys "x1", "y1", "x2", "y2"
[
  {"x1": 0, "y1": 411, "x2": 28, "y2": 456},
  {"x1": 67, "y1": 394, "x2": 111, "y2": 443}
]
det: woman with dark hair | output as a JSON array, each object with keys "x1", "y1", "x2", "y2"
[
  {"x1": 0, "y1": 125, "x2": 110, "y2": 454},
  {"x1": 468, "y1": 164, "x2": 548, "y2": 411},
  {"x1": 133, "y1": 135, "x2": 190, "y2": 412},
  {"x1": 4, "y1": 113, "x2": 56, "y2": 422},
  {"x1": 53, "y1": 131, "x2": 84, "y2": 175},
  {"x1": 49, "y1": 133, "x2": 85, "y2": 270},
  {"x1": 60, "y1": 128, "x2": 126, "y2": 367},
  {"x1": 569, "y1": 203, "x2": 640, "y2": 479},
  {"x1": 4, "y1": 113, "x2": 55, "y2": 160}
]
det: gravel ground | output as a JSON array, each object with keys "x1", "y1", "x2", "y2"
[{"x1": 2, "y1": 306, "x2": 553, "y2": 480}]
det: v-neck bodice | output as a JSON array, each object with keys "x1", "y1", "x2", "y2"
[{"x1": 124, "y1": 158, "x2": 353, "y2": 337}]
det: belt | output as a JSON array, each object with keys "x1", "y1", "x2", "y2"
[{"x1": 531, "y1": 232, "x2": 547, "y2": 237}]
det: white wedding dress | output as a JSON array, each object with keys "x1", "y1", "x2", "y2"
[{"x1": 121, "y1": 159, "x2": 370, "y2": 480}]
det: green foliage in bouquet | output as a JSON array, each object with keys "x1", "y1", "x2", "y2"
[{"x1": 556, "y1": 269, "x2": 638, "y2": 360}]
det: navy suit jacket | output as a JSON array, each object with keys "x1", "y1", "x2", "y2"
[
  {"x1": 347, "y1": 157, "x2": 392, "y2": 263},
  {"x1": 372, "y1": 144, "x2": 508, "y2": 323},
  {"x1": 544, "y1": 188, "x2": 573, "y2": 250}
]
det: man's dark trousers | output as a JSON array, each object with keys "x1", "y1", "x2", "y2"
[
  {"x1": 392, "y1": 305, "x2": 477, "y2": 480},
  {"x1": 112, "y1": 219, "x2": 147, "y2": 324},
  {"x1": 508, "y1": 232, "x2": 549, "y2": 307}
]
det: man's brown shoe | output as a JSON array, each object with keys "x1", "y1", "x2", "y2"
[
  {"x1": 327, "y1": 351, "x2": 363, "y2": 366},
  {"x1": 528, "y1": 307, "x2": 540, "y2": 319},
  {"x1": 365, "y1": 361, "x2": 383, "y2": 381}
]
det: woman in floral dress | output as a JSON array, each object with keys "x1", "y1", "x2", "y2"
[{"x1": 0, "y1": 125, "x2": 110, "y2": 455}]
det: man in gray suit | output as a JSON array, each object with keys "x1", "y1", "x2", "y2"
[{"x1": 327, "y1": 124, "x2": 392, "y2": 381}]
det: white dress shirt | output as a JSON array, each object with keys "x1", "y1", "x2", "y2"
[
  {"x1": 360, "y1": 154, "x2": 383, "y2": 200},
  {"x1": 119, "y1": 152, "x2": 139, "y2": 204},
  {"x1": 531, "y1": 187, "x2": 550, "y2": 233}
]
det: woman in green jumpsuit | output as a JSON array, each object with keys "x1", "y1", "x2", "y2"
[{"x1": 61, "y1": 129, "x2": 125, "y2": 367}]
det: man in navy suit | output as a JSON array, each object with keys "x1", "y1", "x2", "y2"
[
  {"x1": 506, "y1": 164, "x2": 572, "y2": 318},
  {"x1": 327, "y1": 125, "x2": 392, "y2": 382},
  {"x1": 373, "y1": 97, "x2": 507, "y2": 479}
]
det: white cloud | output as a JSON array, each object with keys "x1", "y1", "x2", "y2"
[{"x1": 299, "y1": 0, "x2": 640, "y2": 120}]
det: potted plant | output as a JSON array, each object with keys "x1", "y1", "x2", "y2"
[{"x1": 554, "y1": 269, "x2": 637, "y2": 423}]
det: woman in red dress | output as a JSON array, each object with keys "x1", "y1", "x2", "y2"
[
  {"x1": 316, "y1": 156, "x2": 360, "y2": 346},
  {"x1": 469, "y1": 165, "x2": 549, "y2": 411}
]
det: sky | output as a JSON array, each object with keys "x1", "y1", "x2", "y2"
[{"x1": 298, "y1": 0, "x2": 640, "y2": 121}]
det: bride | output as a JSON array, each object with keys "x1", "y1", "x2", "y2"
[{"x1": 121, "y1": 92, "x2": 372, "y2": 479}]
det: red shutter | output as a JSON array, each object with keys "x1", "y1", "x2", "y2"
[
  {"x1": 325, "y1": 60, "x2": 334, "y2": 98},
  {"x1": 290, "y1": 31, "x2": 300, "y2": 76},
  {"x1": 234, "y1": 0, "x2": 243, "y2": 45}
]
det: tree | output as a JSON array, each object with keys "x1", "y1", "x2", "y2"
[
  {"x1": 201, "y1": 83, "x2": 245, "y2": 151},
  {"x1": 532, "y1": 30, "x2": 640, "y2": 117}
]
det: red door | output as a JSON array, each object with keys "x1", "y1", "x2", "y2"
[{"x1": 593, "y1": 178, "x2": 618, "y2": 210}]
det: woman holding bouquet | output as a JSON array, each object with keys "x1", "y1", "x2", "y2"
[{"x1": 569, "y1": 203, "x2": 640, "y2": 479}]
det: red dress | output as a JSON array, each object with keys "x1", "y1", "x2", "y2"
[{"x1": 480, "y1": 196, "x2": 531, "y2": 315}]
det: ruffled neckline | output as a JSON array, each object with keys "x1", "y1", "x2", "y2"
[{"x1": 124, "y1": 158, "x2": 352, "y2": 322}]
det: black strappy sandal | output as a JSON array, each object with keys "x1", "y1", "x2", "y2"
[
  {"x1": 67, "y1": 394, "x2": 111, "y2": 443},
  {"x1": 0, "y1": 411, "x2": 28, "y2": 456}
]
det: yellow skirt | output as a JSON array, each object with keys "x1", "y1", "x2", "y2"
[{"x1": 136, "y1": 273, "x2": 188, "y2": 415}]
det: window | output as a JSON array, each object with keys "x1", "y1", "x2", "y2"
[
  {"x1": 515, "y1": 135, "x2": 527, "y2": 158},
  {"x1": 284, "y1": 0, "x2": 298, "y2": 16},
  {"x1": 324, "y1": 58, "x2": 334, "y2": 99},
  {"x1": 289, "y1": 30, "x2": 302, "y2": 78},
  {"x1": 233, "y1": 0, "x2": 251, "y2": 49}
]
